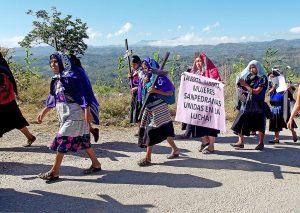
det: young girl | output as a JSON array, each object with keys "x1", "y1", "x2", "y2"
[
  {"x1": 138, "y1": 58, "x2": 180, "y2": 166},
  {"x1": 37, "y1": 52, "x2": 101, "y2": 181}
]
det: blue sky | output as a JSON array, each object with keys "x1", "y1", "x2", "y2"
[{"x1": 1, "y1": 0, "x2": 300, "y2": 47}]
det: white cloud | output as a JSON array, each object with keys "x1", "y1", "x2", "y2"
[
  {"x1": 177, "y1": 25, "x2": 182, "y2": 30},
  {"x1": 0, "y1": 36, "x2": 24, "y2": 48},
  {"x1": 107, "y1": 22, "x2": 132, "y2": 38},
  {"x1": 148, "y1": 33, "x2": 259, "y2": 46},
  {"x1": 87, "y1": 28, "x2": 102, "y2": 39},
  {"x1": 202, "y1": 21, "x2": 220, "y2": 33},
  {"x1": 289, "y1": 27, "x2": 300, "y2": 34}
]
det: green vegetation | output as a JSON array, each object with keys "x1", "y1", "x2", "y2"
[
  {"x1": 19, "y1": 7, "x2": 88, "y2": 55},
  {"x1": 2, "y1": 40, "x2": 300, "y2": 126}
]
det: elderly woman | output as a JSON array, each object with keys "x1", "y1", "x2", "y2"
[
  {"x1": 36, "y1": 52, "x2": 101, "y2": 181},
  {"x1": 0, "y1": 53, "x2": 36, "y2": 146},
  {"x1": 231, "y1": 60, "x2": 269, "y2": 150}
]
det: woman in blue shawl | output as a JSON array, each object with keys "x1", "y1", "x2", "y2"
[
  {"x1": 231, "y1": 60, "x2": 269, "y2": 150},
  {"x1": 36, "y1": 52, "x2": 101, "y2": 181}
]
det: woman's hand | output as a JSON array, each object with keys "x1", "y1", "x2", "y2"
[
  {"x1": 36, "y1": 107, "x2": 51, "y2": 124},
  {"x1": 130, "y1": 87, "x2": 138, "y2": 95},
  {"x1": 148, "y1": 86, "x2": 158, "y2": 94},
  {"x1": 37, "y1": 113, "x2": 44, "y2": 124},
  {"x1": 239, "y1": 79, "x2": 247, "y2": 87},
  {"x1": 287, "y1": 119, "x2": 293, "y2": 130},
  {"x1": 84, "y1": 107, "x2": 92, "y2": 123}
]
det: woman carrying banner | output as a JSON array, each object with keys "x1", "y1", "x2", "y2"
[
  {"x1": 231, "y1": 60, "x2": 269, "y2": 150},
  {"x1": 268, "y1": 68, "x2": 297, "y2": 143},
  {"x1": 182, "y1": 53, "x2": 222, "y2": 154},
  {"x1": 37, "y1": 52, "x2": 101, "y2": 181},
  {"x1": 137, "y1": 58, "x2": 180, "y2": 166},
  {"x1": 0, "y1": 53, "x2": 36, "y2": 146}
]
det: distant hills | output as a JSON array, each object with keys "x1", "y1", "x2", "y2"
[{"x1": 9, "y1": 38, "x2": 300, "y2": 85}]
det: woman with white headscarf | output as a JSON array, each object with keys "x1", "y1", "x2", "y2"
[{"x1": 231, "y1": 60, "x2": 269, "y2": 150}]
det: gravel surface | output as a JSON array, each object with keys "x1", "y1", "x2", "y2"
[{"x1": 1, "y1": 121, "x2": 300, "y2": 212}]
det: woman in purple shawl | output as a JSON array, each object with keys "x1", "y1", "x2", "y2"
[
  {"x1": 137, "y1": 58, "x2": 180, "y2": 167},
  {"x1": 36, "y1": 52, "x2": 101, "y2": 181}
]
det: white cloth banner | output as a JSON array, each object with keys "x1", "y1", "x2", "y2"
[{"x1": 175, "y1": 72, "x2": 226, "y2": 132}]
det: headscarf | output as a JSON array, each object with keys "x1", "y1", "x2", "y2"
[
  {"x1": 47, "y1": 51, "x2": 100, "y2": 125},
  {"x1": 191, "y1": 52, "x2": 221, "y2": 81},
  {"x1": 236, "y1": 60, "x2": 267, "y2": 84},
  {"x1": 141, "y1": 57, "x2": 175, "y2": 103},
  {"x1": 234, "y1": 60, "x2": 267, "y2": 109},
  {"x1": 0, "y1": 53, "x2": 18, "y2": 95}
]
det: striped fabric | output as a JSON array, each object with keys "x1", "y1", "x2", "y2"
[{"x1": 140, "y1": 99, "x2": 172, "y2": 128}]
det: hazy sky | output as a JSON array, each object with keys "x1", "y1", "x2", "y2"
[{"x1": 1, "y1": 0, "x2": 300, "y2": 47}]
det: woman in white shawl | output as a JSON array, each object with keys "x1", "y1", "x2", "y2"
[{"x1": 231, "y1": 60, "x2": 269, "y2": 150}]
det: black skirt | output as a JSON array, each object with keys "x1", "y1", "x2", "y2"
[
  {"x1": 129, "y1": 93, "x2": 141, "y2": 123},
  {"x1": 231, "y1": 110, "x2": 266, "y2": 136},
  {"x1": 0, "y1": 100, "x2": 29, "y2": 137},
  {"x1": 182, "y1": 123, "x2": 219, "y2": 138},
  {"x1": 138, "y1": 121, "x2": 175, "y2": 148},
  {"x1": 269, "y1": 106, "x2": 297, "y2": 132}
]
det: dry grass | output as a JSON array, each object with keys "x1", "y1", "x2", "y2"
[{"x1": 19, "y1": 79, "x2": 238, "y2": 129}]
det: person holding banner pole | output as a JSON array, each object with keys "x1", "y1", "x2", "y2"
[
  {"x1": 268, "y1": 69, "x2": 297, "y2": 143},
  {"x1": 231, "y1": 60, "x2": 269, "y2": 150},
  {"x1": 179, "y1": 53, "x2": 222, "y2": 154},
  {"x1": 137, "y1": 58, "x2": 180, "y2": 166},
  {"x1": 128, "y1": 55, "x2": 143, "y2": 136}
]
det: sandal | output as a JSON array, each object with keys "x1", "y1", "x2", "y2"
[
  {"x1": 269, "y1": 139, "x2": 280, "y2": 144},
  {"x1": 137, "y1": 158, "x2": 152, "y2": 167},
  {"x1": 38, "y1": 171, "x2": 59, "y2": 181},
  {"x1": 202, "y1": 149, "x2": 214, "y2": 154},
  {"x1": 255, "y1": 143, "x2": 264, "y2": 151},
  {"x1": 198, "y1": 143, "x2": 209, "y2": 152},
  {"x1": 23, "y1": 136, "x2": 36, "y2": 147},
  {"x1": 83, "y1": 165, "x2": 102, "y2": 174},
  {"x1": 230, "y1": 143, "x2": 244, "y2": 149},
  {"x1": 167, "y1": 152, "x2": 180, "y2": 159}
]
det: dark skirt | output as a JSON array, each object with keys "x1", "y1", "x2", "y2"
[
  {"x1": 269, "y1": 106, "x2": 297, "y2": 132},
  {"x1": 231, "y1": 110, "x2": 266, "y2": 136},
  {"x1": 182, "y1": 123, "x2": 219, "y2": 138},
  {"x1": 138, "y1": 121, "x2": 175, "y2": 148},
  {"x1": 129, "y1": 93, "x2": 141, "y2": 123},
  {"x1": 0, "y1": 100, "x2": 29, "y2": 137}
]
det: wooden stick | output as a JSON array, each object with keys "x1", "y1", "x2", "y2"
[
  {"x1": 138, "y1": 52, "x2": 170, "y2": 120},
  {"x1": 124, "y1": 39, "x2": 133, "y2": 88}
]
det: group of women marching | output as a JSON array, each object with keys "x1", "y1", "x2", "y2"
[{"x1": 0, "y1": 50, "x2": 299, "y2": 181}]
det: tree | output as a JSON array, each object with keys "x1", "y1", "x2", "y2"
[
  {"x1": 19, "y1": 7, "x2": 89, "y2": 55},
  {"x1": 263, "y1": 48, "x2": 282, "y2": 73}
]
